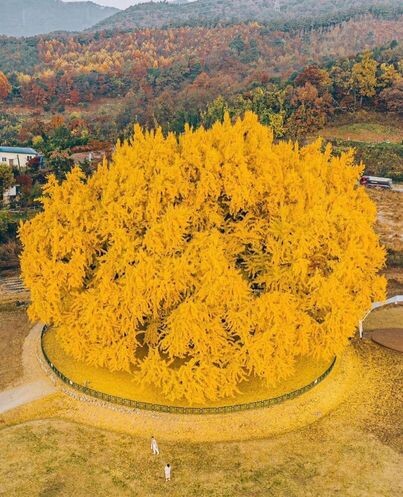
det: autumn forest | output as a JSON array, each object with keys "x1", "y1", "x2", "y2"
[
  {"x1": 0, "y1": 3, "x2": 402, "y2": 496},
  {"x1": 0, "y1": 11, "x2": 402, "y2": 141},
  {"x1": 0, "y1": 2, "x2": 402, "y2": 269}
]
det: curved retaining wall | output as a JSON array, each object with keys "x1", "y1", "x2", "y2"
[{"x1": 41, "y1": 326, "x2": 336, "y2": 415}]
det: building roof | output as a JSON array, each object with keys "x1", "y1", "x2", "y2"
[{"x1": 0, "y1": 146, "x2": 38, "y2": 155}]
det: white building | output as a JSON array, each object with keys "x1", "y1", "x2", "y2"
[
  {"x1": 2, "y1": 185, "x2": 18, "y2": 206},
  {"x1": 0, "y1": 147, "x2": 38, "y2": 169}
]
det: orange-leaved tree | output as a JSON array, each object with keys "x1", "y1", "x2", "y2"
[
  {"x1": 20, "y1": 112, "x2": 385, "y2": 403},
  {"x1": 0, "y1": 71, "x2": 11, "y2": 100}
]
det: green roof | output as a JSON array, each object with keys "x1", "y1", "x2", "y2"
[{"x1": 0, "y1": 147, "x2": 38, "y2": 155}]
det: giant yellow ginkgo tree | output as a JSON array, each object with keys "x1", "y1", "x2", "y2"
[{"x1": 20, "y1": 112, "x2": 385, "y2": 403}]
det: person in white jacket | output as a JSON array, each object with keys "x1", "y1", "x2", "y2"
[
  {"x1": 151, "y1": 436, "x2": 159, "y2": 455},
  {"x1": 164, "y1": 463, "x2": 171, "y2": 482}
]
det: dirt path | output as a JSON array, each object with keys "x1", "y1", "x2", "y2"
[
  {"x1": 0, "y1": 323, "x2": 56, "y2": 414},
  {"x1": 0, "y1": 380, "x2": 55, "y2": 414}
]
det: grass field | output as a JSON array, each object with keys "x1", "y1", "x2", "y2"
[
  {"x1": 384, "y1": 267, "x2": 403, "y2": 297},
  {"x1": 319, "y1": 122, "x2": 403, "y2": 144},
  {"x1": 310, "y1": 111, "x2": 403, "y2": 143},
  {"x1": 0, "y1": 308, "x2": 30, "y2": 390},
  {"x1": 364, "y1": 305, "x2": 403, "y2": 331},
  {"x1": 0, "y1": 305, "x2": 402, "y2": 496},
  {"x1": 0, "y1": 339, "x2": 401, "y2": 497},
  {"x1": 368, "y1": 190, "x2": 403, "y2": 253},
  {"x1": 307, "y1": 114, "x2": 403, "y2": 179}
]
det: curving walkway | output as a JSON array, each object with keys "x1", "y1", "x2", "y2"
[
  {"x1": 0, "y1": 323, "x2": 56, "y2": 414},
  {"x1": 0, "y1": 380, "x2": 55, "y2": 414}
]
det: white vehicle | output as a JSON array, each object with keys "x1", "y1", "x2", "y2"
[{"x1": 360, "y1": 175, "x2": 393, "y2": 189}]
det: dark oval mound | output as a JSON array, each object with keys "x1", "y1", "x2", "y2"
[{"x1": 371, "y1": 328, "x2": 403, "y2": 353}]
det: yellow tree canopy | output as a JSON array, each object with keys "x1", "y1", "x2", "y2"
[{"x1": 20, "y1": 112, "x2": 386, "y2": 403}]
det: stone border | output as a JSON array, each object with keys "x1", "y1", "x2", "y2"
[{"x1": 41, "y1": 325, "x2": 336, "y2": 415}]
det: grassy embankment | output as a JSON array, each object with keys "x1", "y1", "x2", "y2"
[
  {"x1": 315, "y1": 113, "x2": 403, "y2": 181},
  {"x1": 0, "y1": 307, "x2": 30, "y2": 390}
]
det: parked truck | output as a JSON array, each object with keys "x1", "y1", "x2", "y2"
[{"x1": 360, "y1": 175, "x2": 393, "y2": 190}]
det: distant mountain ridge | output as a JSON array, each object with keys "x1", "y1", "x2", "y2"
[
  {"x1": 91, "y1": 0, "x2": 403, "y2": 31},
  {"x1": 0, "y1": 0, "x2": 119, "y2": 37}
]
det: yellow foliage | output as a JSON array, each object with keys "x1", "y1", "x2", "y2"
[
  {"x1": 352, "y1": 51, "x2": 378, "y2": 98},
  {"x1": 19, "y1": 112, "x2": 386, "y2": 403}
]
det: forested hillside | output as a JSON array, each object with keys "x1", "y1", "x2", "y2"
[
  {"x1": 92, "y1": 0, "x2": 402, "y2": 31},
  {"x1": 1, "y1": 14, "x2": 401, "y2": 113},
  {"x1": 0, "y1": 2, "x2": 401, "y2": 270},
  {"x1": 0, "y1": 20, "x2": 403, "y2": 167},
  {"x1": 0, "y1": 0, "x2": 118, "y2": 38},
  {"x1": 0, "y1": 7, "x2": 401, "y2": 188}
]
